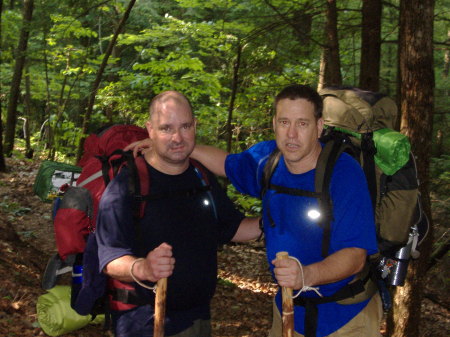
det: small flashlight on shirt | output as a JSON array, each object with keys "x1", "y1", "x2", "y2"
[{"x1": 307, "y1": 208, "x2": 321, "y2": 220}]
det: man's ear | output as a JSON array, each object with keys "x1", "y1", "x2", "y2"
[
  {"x1": 145, "y1": 120, "x2": 153, "y2": 138},
  {"x1": 317, "y1": 117, "x2": 324, "y2": 138},
  {"x1": 272, "y1": 115, "x2": 276, "y2": 132}
]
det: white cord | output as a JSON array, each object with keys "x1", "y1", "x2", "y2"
[
  {"x1": 288, "y1": 256, "x2": 323, "y2": 298},
  {"x1": 130, "y1": 258, "x2": 157, "y2": 293}
]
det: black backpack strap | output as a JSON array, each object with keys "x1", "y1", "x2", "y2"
[
  {"x1": 110, "y1": 288, "x2": 148, "y2": 306},
  {"x1": 123, "y1": 154, "x2": 149, "y2": 259},
  {"x1": 190, "y1": 159, "x2": 218, "y2": 221},
  {"x1": 96, "y1": 149, "x2": 130, "y2": 186},
  {"x1": 261, "y1": 148, "x2": 281, "y2": 199},
  {"x1": 293, "y1": 272, "x2": 372, "y2": 337},
  {"x1": 132, "y1": 155, "x2": 150, "y2": 219},
  {"x1": 189, "y1": 158, "x2": 210, "y2": 185},
  {"x1": 360, "y1": 132, "x2": 377, "y2": 210},
  {"x1": 315, "y1": 137, "x2": 352, "y2": 257}
]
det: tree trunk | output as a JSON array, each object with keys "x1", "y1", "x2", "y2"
[
  {"x1": 387, "y1": 1, "x2": 435, "y2": 336},
  {"x1": 318, "y1": 0, "x2": 342, "y2": 90},
  {"x1": 443, "y1": 30, "x2": 449, "y2": 82},
  {"x1": 0, "y1": 0, "x2": 6, "y2": 171},
  {"x1": 3, "y1": 0, "x2": 34, "y2": 156},
  {"x1": 23, "y1": 65, "x2": 33, "y2": 158},
  {"x1": 359, "y1": 0, "x2": 382, "y2": 91},
  {"x1": 226, "y1": 42, "x2": 242, "y2": 153},
  {"x1": 76, "y1": 0, "x2": 136, "y2": 163}
]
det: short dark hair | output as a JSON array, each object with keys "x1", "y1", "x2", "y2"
[{"x1": 274, "y1": 84, "x2": 323, "y2": 119}]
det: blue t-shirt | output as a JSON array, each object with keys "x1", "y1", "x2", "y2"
[
  {"x1": 96, "y1": 162, "x2": 244, "y2": 336},
  {"x1": 225, "y1": 140, "x2": 378, "y2": 336}
]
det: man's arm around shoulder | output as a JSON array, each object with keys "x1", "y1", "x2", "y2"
[{"x1": 191, "y1": 145, "x2": 228, "y2": 177}]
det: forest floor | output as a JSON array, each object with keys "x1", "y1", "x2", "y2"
[{"x1": 0, "y1": 156, "x2": 448, "y2": 337}]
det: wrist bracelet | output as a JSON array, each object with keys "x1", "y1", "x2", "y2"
[
  {"x1": 288, "y1": 256, "x2": 322, "y2": 299},
  {"x1": 130, "y1": 258, "x2": 156, "y2": 292}
]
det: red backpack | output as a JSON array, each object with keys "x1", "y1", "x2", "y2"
[{"x1": 53, "y1": 125, "x2": 149, "y2": 261}]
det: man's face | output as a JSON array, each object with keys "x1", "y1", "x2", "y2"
[
  {"x1": 146, "y1": 98, "x2": 197, "y2": 167},
  {"x1": 273, "y1": 98, "x2": 324, "y2": 173}
]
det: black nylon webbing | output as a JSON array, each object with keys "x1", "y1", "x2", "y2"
[
  {"x1": 111, "y1": 288, "x2": 150, "y2": 306},
  {"x1": 134, "y1": 185, "x2": 211, "y2": 202},
  {"x1": 294, "y1": 277, "x2": 368, "y2": 337},
  {"x1": 268, "y1": 184, "x2": 321, "y2": 198},
  {"x1": 316, "y1": 138, "x2": 352, "y2": 257},
  {"x1": 361, "y1": 133, "x2": 377, "y2": 210}
]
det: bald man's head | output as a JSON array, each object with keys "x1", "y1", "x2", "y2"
[{"x1": 149, "y1": 91, "x2": 193, "y2": 120}]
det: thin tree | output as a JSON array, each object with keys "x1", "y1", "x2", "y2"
[
  {"x1": 76, "y1": 0, "x2": 136, "y2": 162},
  {"x1": 0, "y1": 0, "x2": 6, "y2": 171},
  {"x1": 3, "y1": 0, "x2": 34, "y2": 156},
  {"x1": 226, "y1": 42, "x2": 242, "y2": 154},
  {"x1": 318, "y1": 0, "x2": 342, "y2": 90},
  {"x1": 386, "y1": 0, "x2": 436, "y2": 336},
  {"x1": 359, "y1": 0, "x2": 382, "y2": 91}
]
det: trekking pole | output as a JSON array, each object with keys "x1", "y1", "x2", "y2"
[
  {"x1": 154, "y1": 277, "x2": 167, "y2": 337},
  {"x1": 276, "y1": 252, "x2": 294, "y2": 337}
]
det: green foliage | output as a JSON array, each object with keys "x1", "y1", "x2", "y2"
[
  {"x1": 1, "y1": 0, "x2": 448, "y2": 206},
  {"x1": 430, "y1": 155, "x2": 450, "y2": 196},
  {"x1": 49, "y1": 14, "x2": 98, "y2": 40},
  {"x1": 227, "y1": 184, "x2": 261, "y2": 217}
]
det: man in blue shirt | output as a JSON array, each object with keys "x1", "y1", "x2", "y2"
[
  {"x1": 96, "y1": 91, "x2": 261, "y2": 337},
  {"x1": 190, "y1": 84, "x2": 383, "y2": 337}
]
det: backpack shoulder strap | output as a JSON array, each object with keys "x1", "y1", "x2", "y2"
[
  {"x1": 189, "y1": 158, "x2": 210, "y2": 186},
  {"x1": 132, "y1": 155, "x2": 150, "y2": 219},
  {"x1": 360, "y1": 133, "x2": 377, "y2": 210},
  {"x1": 315, "y1": 137, "x2": 352, "y2": 257},
  {"x1": 96, "y1": 149, "x2": 128, "y2": 186},
  {"x1": 261, "y1": 148, "x2": 282, "y2": 199},
  {"x1": 189, "y1": 158, "x2": 218, "y2": 221}
]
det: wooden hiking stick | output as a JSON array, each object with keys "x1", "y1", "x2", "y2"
[
  {"x1": 154, "y1": 277, "x2": 167, "y2": 337},
  {"x1": 276, "y1": 252, "x2": 294, "y2": 337}
]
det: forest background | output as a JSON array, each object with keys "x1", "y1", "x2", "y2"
[{"x1": 0, "y1": 0, "x2": 448, "y2": 336}]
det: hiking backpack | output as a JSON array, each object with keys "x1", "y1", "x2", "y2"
[
  {"x1": 39, "y1": 124, "x2": 214, "y2": 320},
  {"x1": 40, "y1": 125, "x2": 149, "y2": 316},
  {"x1": 261, "y1": 87, "x2": 429, "y2": 309}
]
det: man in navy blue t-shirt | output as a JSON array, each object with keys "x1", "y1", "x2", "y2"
[{"x1": 96, "y1": 91, "x2": 261, "y2": 337}]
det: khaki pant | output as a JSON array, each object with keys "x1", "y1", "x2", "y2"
[
  {"x1": 268, "y1": 294, "x2": 383, "y2": 337},
  {"x1": 168, "y1": 319, "x2": 211, "y2": 337}
]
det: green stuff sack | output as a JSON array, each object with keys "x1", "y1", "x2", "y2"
[
  {"x1": 36, "y1": 285, "x2": 104, "y2": 337},
  {"x1": 329, "y1": 126, "x2": 411, "y2": 176},
  {"x1": 373, "y1": 128, "x2": 410, "y2": 175},
  {"x1": 33, "y1": 161, "x2": 81, "y2": 202}
]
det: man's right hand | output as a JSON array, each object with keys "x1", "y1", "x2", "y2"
[
  {"x1": 124, "y1": 138, "x2": 153, "y2": 157},
  {"x1": 135, "y1": 242, "x2": 175, "y2": 282}
]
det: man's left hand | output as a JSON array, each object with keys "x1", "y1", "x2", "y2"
[{"x1": 272, "y1": 257, "x2": 303, "y2": 290}]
